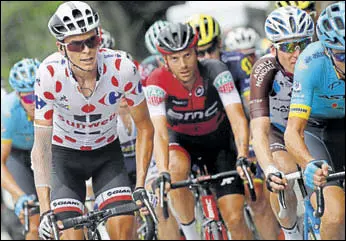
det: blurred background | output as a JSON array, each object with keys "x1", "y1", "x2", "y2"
[{"x1": 0, "y1": 1, "x2": 337, "y2": 92}]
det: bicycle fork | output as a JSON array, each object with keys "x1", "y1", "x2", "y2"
[{"x1": 200, "y1": 194, "x2": 228, "y2": 240}]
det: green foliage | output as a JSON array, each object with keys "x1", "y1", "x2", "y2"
[{"x1": 1, "y1": 1, "x2": 63, "y2": 86}]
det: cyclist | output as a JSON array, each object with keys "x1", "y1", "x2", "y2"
[
  {"x1": 250, "y1": 6, "x2": 314, "y2": 240},
  {"x1": 1, "y1": 58, "x2": 41, "y2": 240},
  {"x1": 145, "y1": 22, "x2": 252, "y2": 240},
  {"x1": 140, "y1": 19, "x2": 182, "y2": 240},
  {"x1": 188, "y1": 14, "x2": 280, "y2": 239},
  {"x1": 285, "y1": 2, "x2": 345, "y2": 240},
  {"x1": 32, "y1": 1, "x2": 154, "y2": 240}
]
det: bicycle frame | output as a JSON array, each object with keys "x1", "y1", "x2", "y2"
[
  {"x1": 303, "y1": 198, "x2": 321, "y2": 240},
  {"x1": 197, "y1": 185, "x2": 228, "y2": 240}
]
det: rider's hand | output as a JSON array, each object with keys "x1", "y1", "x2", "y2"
[
  {"x1": 14, "y1": 194, "x2": 36, "y2": 222},
  {"x1": 235, "y1": 157, "x2": 255, "y2": 180},
  {"x1": 304, "y1": 160, "x2": 330, "y2": 189},
  {"x1": 132, "y1": 187, "x2": 149, "y2": 215},
  {"x1": 39, "y1": 210, "x2": 54, "y2": 240},
  {"x1": 265, "y1": 165, "x2": 288, "y2": 192}
]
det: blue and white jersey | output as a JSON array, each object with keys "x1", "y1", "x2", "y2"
[
  {"x1": 289, "y1": 41, "x2": 345, "y2": 121},
  {"x1": 1, "y1": 91, "x2": 34, "y2": 150}
]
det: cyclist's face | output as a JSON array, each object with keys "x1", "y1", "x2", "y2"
[
  {"x1": 18, "y1": 91, "x2": 35, "y2": 119},
  {"x1": 196, "y1": 40, "x2": 221, "y2": 60},
  {"x1": 272, "y1": 37, "x2": 306, "y2": 74},
  {"x1": 58, "y1": 30, "x2": 99, "y2": 72},
  {"x1": 165, "y1": 48, "x2": 198, "y2": 84}
]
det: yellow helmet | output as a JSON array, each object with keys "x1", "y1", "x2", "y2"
[
  {"x1": 187, "y1": 14, "x2": 221, "y2": 47},
  {"x1": 275, "y1": 1, "x2": 316, "y2": 11}
]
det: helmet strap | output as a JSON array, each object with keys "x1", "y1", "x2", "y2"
[{"x1": 326, "y1": 49, "x2": 345, "y2": 80}]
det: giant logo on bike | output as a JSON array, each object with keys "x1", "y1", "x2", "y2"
[
  {"x1": 214, "y1": 71, "x2": 235, "y2": 93},
  {"x1": 144, "y1": 85, "x2": 166, "y2": 106}
]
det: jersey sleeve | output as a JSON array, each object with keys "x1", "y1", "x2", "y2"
[
  {"x1": 1, "y1": 103, "x2": 14, "y2": 143},
  {"x1": 213, "y1": 70, "x2": 242, "y2": 107},
  {"x1": 118, "y1": 57, "x2": 145, "y2": 107},
  {"x1": 249, "y1": 57, "x2": 277, "y2": 119},
  {"x1": 143, "y1": 69, "x2": 167, "y2": 117},
  {"x1": 34, "y1": 64, "x2": 56, "y2": 121},
  {"x1": 289, "y1": 52, "x2": 319, "y2": 120}
]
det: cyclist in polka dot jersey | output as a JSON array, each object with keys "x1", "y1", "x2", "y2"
[{"x1": 31, "y1": 1, "x2": 154, "y2": 240}]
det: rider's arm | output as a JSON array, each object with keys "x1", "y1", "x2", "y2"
[
  {"x1": 143, "y1": 76, "x2": 169, "y2": 174},
  {"x1": 214, "y1": 70, "x2": 249, "y2": 157},
  {"x1": 1, "y1": 141, "x2": 25, "y2": 202},
  {"x1": 31, "y1": 63, "x2": 55, "y2": 214},
  {"x1": 1, "y1": 106, "x2": 26, "y2": 201},
  {"x1": 128, "y1": 100, "x2": 154, "y2": 188},
  {"x1": 249, "y1": 58, "x2": 277, "y2": 174},
  {"x1": 285, "y1": 117, "x2": 313, "y2": 169},
  {"x1": 284, "y1": 54, "x2": 317, "y2": 168},
  {"x1": 121, "y1": 57, "x2": 155, "y2": 188},
  {"x1": 224, "y1": 104, "x2": 249, "y2": 158}
]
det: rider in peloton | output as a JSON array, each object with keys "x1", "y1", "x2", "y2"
[
  {"x1": 187, "y1": 14, "x2": 281, "y2": 239},
  {"x1": 250, "y1": 6, "x2": 315, "y2": 240},
  {"x1": 145, "y1": 22, "x2": 252, "y2": 240},
  {"x1": 285, "y1": 2, "x2": 345, "y2": 240},
  {"x1": 32, "y1": 1, "x2": 154, "y2": 239},
  {"x1": 1, "y1": 58, "x2": 41, "y2": 240}
]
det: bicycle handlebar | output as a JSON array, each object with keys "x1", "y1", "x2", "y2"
[
  {"x1": 23, "y1": 201, "x2": 40, "y2": 234},
  {"x1": 314, "y1": 171, "x2": 345, "y2": 218},
  {"x1": 60, "y1": 202, "x2": 140, "y2": 230},
  {"x1": 171, "y1": 170, "x2": 239, "y2": 189},
  {"x1": 277, "y1": 170, "x2": 345, "y2": 219}
]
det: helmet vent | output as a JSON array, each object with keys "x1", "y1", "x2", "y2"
[
  {"x1": 334, "y1": 17, "x2": 344, "y2": 30},
  {"x1": 289, "y1": 16, "x2": 296, "y2": 33},
  {"x1": 67, "y1": 23, "x2": 75, "y2": 31},
  {"x1": 87, "y1": 16, "x2": 93, "y2": 25},
  {"x1": 331, "y1": 5, "x2": 340, "y2": 12},
  {"x1": 77, "y1": 20, "x2": 86, "y2": 28},
  {"x1": 63, "y1": 16, "x2": 71, "y2": 23},
  {"x1": 72, "y1": 9, "x2": 82, "y2": 19},
  {"x1": 323, "y1": 20, "x2": 332, "y2": 31}
]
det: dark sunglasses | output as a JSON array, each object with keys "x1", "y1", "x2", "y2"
[
  {"x1": 197, "y1": 40, "x2": 219, "y2": 57},
  {"x1": 274, "y1": 38, "x2": 312, "y2": 54},
  {"x1": 20, "y1": 93, "x2": 35, "y2": 104},
  {"x1": 61, "y1": 35, "x2": 101, "y2": 52},
  {"x1": 330, "y1": 50, "x2": 345, "y2": 62}
]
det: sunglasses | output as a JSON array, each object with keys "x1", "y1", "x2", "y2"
[
  {"x1": 273, "y1": 38, "x2": 312, "y2": 54},
  {"x1": 197, "y1": 40, "x2": 219, "y2": 57},
  {"x1": 20, "y1": 93, "x2": 35, "y2": 104},
  {"x1": 330, "y1": 50, "x2": 345, "y2": 62},
  {"x1": 60, "y1": 35, "x2": 101, "y2": 52}
]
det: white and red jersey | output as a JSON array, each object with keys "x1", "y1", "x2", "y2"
[
  {"x1": 144, "y1": 59, "x2": 241, "y2": 136},
  {"x1": 35, "y1": 49, "x2": 144, "y2": 151}
]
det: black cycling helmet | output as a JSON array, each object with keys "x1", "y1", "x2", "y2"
[{"x1": 156, "y1": 22, "x2": 199, "y2": 55}]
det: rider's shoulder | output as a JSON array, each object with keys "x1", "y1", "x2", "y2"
[
  {"x1": 296, "y1": 41, "x2": 327, "y2": 68},
  {"x1": 1, "y1": 91, "x2": 19, "y2": 116},
  {"x1": 145, "y1": 66, "x2": 171, "y2": 87},
  {"x1": 40, "y1": 52, "x2": 66, "y2": 67},
  {"x1": 252, "y1": 54, "x2": 277, "y2": 74}
]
